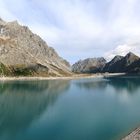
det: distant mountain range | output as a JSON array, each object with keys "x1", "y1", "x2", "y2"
[
  {"x1": 72, "y1": 52, "x2": 140, "y2": 74},
  {"x1": 0, "y1": 18, "x2": 71, "y2": 76},
  {"x1": 102, "y1": 52, "x2": 140, "y2": 73},
  {"x1": 0, "y1": 18, "x2": 140, "y2": 77}
]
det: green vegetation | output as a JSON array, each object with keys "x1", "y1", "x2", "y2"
[
  {"x1": 12, "y1": 65, "x2": 34, "y2": 76},
  {"x1": 13, "y1": 68, "x2": 33, "y2": 76},
  {"x1": 0, "y1": 63, "x2": 35, "y2": 76},
  {"x1": 0, "y1": 63, "x2": 10, "y2": 76}
]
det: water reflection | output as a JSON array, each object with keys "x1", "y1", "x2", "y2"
[
  {"x1": 74, "y1": 78, "x2": 107, "y2": 90},
  {"x1": 0, "y1": 77, "x2": 140, "y2": 140},
  {"x1": 0, "y1": 80, "x2": 70, "y2": 138},
  {"x1": 75, "y1": 76, "x2": 140, "y2": 94},
  {"x1": 106, "y1": 76, "x2": 140, "y2": 93}
]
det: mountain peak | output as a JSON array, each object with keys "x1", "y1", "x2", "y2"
[
  {"x1": 125, "y1": 52, "x2": 139, "y2": 60},
  {"x1": 72, "y1": 57, "x2": 106, "y2": 73},
  {"x1": 113, "y1": 55, "x2": 123, "y2": 61},
  {"x1": 126, "y1": 52, "x2": 135, "y2": 57},
  {"x1": 0, "y1": 19, "x2": 71, "y2": 76}
]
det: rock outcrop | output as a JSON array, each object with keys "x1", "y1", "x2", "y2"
[
  {"x1": 0, "y1": 18, "x2": 71, "y2": 76},
  {"x1": 72, "y1": 57, "x2": 106, "y2": 73},
  {"x1": 102, "y1": 55, "x2": 124, "y2": 73},
  {"x1": 102, "y1": 52, "x2": 140, "y2": 73}
]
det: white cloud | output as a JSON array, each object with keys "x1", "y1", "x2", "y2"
[
  {"x1": 0, "y1": 0, "x2": 140, "y2": 63},
  {"x1": 105, "y1": 41, "x2": 140, "y2": 61}
]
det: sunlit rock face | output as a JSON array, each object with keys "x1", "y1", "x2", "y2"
[
  {"x1": 0, "y1": 18, "x2": 71, "y2": 76},
  {"x1": 72, "y1": 57, "x2": 106, "y2": 73}
]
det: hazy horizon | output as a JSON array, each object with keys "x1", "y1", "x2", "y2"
[{"x1": 1, "y1": 0, "x2": 140, "y2": 64}]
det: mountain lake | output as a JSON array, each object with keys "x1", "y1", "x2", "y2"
[{"x1": 0, "y1": 76, "x2": 140, "y2": 140}]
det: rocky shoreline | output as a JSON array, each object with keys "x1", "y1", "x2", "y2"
[
  {"x1": 121, "y1": 127, "x2": 140, "y2": 140},
  {"x1": 0, "y1": 73, "x2": 126, "y2": 81}
]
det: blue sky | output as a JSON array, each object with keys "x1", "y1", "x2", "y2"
[{"x1": 1, "y1": 0, "x2": 140, "y2": 63}]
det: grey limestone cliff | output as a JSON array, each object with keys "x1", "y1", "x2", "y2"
[
  {"x1": 0, "y1": 18, "x2": 71, "y2": 76},
  {"x1": 72, "y1": 57, "x2": 106, "y2": 73}
]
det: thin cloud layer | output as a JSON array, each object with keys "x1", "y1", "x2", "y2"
[
  {"x1": 105, "y1": 43, "x2": 140, "y2": 60},
  {"x1": 0, "y1": 0, "x2": 140, "y2": 63}
]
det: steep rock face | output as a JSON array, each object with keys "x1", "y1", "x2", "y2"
[
  {"x1": 126, "y1": 59, "x2": 140, "y2": 73},
  {"x1": 102, "y1": 55, "x2": 124, "y2": 72},
  {"x1": 72, "y1": 57, "x2": 106, "y2": 73},
  {"x1": 0, "y1": 19, "x2": 71, "y2": 76},
  {"x1": 102, "y1": 52, "x2": 140, "y2": 73}
]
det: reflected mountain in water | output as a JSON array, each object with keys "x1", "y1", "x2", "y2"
[
  {"x1": 74, "y1": 79, "x2": 107, "y2": 90},
  {"x1": 106, "y1": 76, "x2": 140, "y2": 94},
  {"x1": 0, "y1": 80, "x2": 70, "y2": 137},
  {"x1": 75, "y1": 76, "x2": 140, "y2": 94}
]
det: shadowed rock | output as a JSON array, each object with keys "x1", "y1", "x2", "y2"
[{"x1": 102, "y1": 52, "x2": 140, "y2": 73}]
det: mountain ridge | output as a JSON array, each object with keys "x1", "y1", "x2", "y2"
[
  {"x1": 102, "y1": 52, "x2": 140, "y2": 73},
  {"x1": 72, "y1": 57, "x2": 106, "y2": 73},
  {"x1": 0, "y1": 18, "x2": 71, "y2": 76},
  {"x1": 72, "y1": 52, "x2": 140, "y2": 74},
  {"x1": 0, "y1": 18, "x2": 140, "y2": 76}
]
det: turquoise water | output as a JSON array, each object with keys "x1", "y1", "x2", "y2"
[{"x1": 0, "y1": 76, "x2": 140, "y2": 140}]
